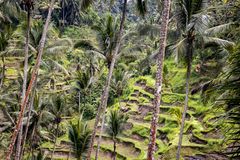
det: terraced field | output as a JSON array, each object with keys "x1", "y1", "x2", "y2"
[
  {"x1": 41, "y1": 73, "x2": 227, "y2": 160},
  {"x1": 3, "y1": 57, "x2": 226, "y2": 159}
]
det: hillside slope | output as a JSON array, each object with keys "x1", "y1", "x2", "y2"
[{"x1": 40, "y1": 60, "x2": 227, "y2": 160}]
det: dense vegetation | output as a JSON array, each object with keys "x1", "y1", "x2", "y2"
[{"x1": 0, "y1": 0, "x2": 239, "y2": 159}]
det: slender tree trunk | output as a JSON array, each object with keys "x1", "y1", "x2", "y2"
[
  {"x1": 15, "y1": 6, "x2": 31, "y2": 160},
  {"x1": 6, "y1": 1, "x2": 55, "y2": 159},
  {"x1": 0, "y1": 56, "x2": 5, "y2": 88},
  {"x1": 83, "y1": 93, "x2": 86, "y2": 109},
  {"x1": 61, "y1": 0, "x2": 65, "y2": 31},
  {"x1": 86, "y1": 1, "x2": 128, "y2": 159},
  {"x1": 95, "y1": 111, "x2": 106, "y2": 160},
  {"x1": 51, "y1": 123, "x2": 59, "y2": 160},
  {"x1": 147, "y1": 1, "x2": 171, "y2": 160},
  {"x1": 176, "y1": 34, "x2": 194, "y2": 160},
  {"x1": 20, "y1": 90, "x2": 35, "y2": 159},
  {"x1": 15, "y1": 119, "x2": 23, "y2": 160},
  {"x1": 78, "y1": 91, "x2": 81, "y2": 114},
  {"x1": 113, "y1": 139, "x2": 116, "y2": 160}
]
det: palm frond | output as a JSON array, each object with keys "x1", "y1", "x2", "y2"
[
  {"x1": 74, "y1": 39, "x2": 98, "y2": 51},
  {"x1": 203, "y1": 37, "x2": 235, "y2": 49},
  {"x1": 170, "y1": 38, "x2": 187, "y2": 63},
  {"x1": 106, "y1": 110, "x2": 128, "y2": 138},
  {"x1": 48, "y1": 59, "x2": 70, "y2": 76},
  {"x1": 68, "y1": 117, "x2": 91, "y2": 158},
  {"x1": 204, "y1": 23, "x2": 235, "y2": 36},
  {"x1": 192, "y1": 14, "x2": 211, "y2": 35},
  {"x1": 85, "y1": 50, "x2": 106, "y2": 60}
]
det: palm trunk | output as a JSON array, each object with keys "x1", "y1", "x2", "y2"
[
  {"x1": 6, "y1": 1, "x2": 55, "y2": 159},
  {"x1": 86, "y1": 1, "x2": 127, "y2": 159},
  {"x1": 113, "y1": 139, "x2": 116, "y2": 160},
  {"x1": 51, "y1": 123, "x2": 59, "y2": 160},
  {"x1": 61, "y1": 0, "x2": 65, "y2": 31},
  {"x1": 15, "y1": 121, "x2": 23, "y2": 160},
  {"x1": 78, "y1": 91, "x2": 81, "y2": 114},
  {"x1": 83, "y1": 93, "x2": 86, "y2": 109},
  {"x1": 15, "y1": 6, "x2": 31, "y2": 160},
  {"x1": 20, "y1": 90, "x2": 35, "y2": 159},
  {"x1": 176, "y1": 33, "x2": 194, "y2": 160},
  {"x1": 95, "y1": 111, "x2": 106, "y2": 160},
  {"x1": 147, "y1": 0, "x2": 171, "y2": 159},
  {"x1": 0, "y1": 56, "x2": 5, "y2": 88}
]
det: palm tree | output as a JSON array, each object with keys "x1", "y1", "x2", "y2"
[
  {"x1": 6, "y1": 0, "x2": 56, "y2": 159},
  {"x1": 172, "y1": 1, "x2": 235, "y2": 159},
  {"x1": 95, "y1": 68, "x2": 132, "y2": 159},
  {"x1": 25, "y1": 94, "x2": 51, "y2": 157},
  {"x1": 111, "y1": 69, "x2": 132, "y2": 98},
  {"x1": 68, "y1": 116, "x2": 91, "y2": 160},
  {"x1": 74, "y1": 69, "x2": 93, "y2": 114},
  {"x1": 86, "y1": 0, "x2": 128, "y2": 159},
  {"x1": 49, "y1": 94, "x2": 65, "y2": 160},
  {"x1": 147, "y1": 0, "x2": 171, "y2": 159},
  {"x1": 106, "y1": 110, "x2": 128, "y2": 160},
  {"x1": 15, "y1": 1, "x2": 34, "y2": 159}
]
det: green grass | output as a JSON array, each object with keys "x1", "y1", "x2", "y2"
[{"x1": 162, "y1": 92, "x2": 185, "y2": 104}]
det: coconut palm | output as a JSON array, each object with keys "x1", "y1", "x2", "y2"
[
  {"x1": 111, "y1": 69, "x2": 132, "y2": 98},
  {"x1": 74, "y1": 69, "x2": 94, "y2": 114},
  {"x1": 15, "y1": 1, "x2": 34, "y2": 159},
  {"x1": 106, "y1": 110, "x2": 128, "y2": 160},
  {"x1": 172, "y1": 1, "x2": 235, "y2": 159},
  {"x1": 147, "y1": 0, "x2": 171, "y2": 159},
  {"x1": 86, "y1": 0, "x2": 128, "y2": 159},
  {"x1": 68, "y1": 115, "x2": 91, "y2": 160},
  {"x1": 6, "y1": 0, "x2": 55, "y2": 159},
  {"x1": 90, "y1": 1, "x2": 148, "y2": 158},
  {"x1": 25, "y1": 94, "x2": 53, "y2": 157},
  {"x1": 49, "y1": 94, "x2": 66, "y2": 160},
  {"x1": 95, "y1": 68, "x2": 132, "y2": 159}
]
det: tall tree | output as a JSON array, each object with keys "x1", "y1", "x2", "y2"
[
  {"x1": 173, "y1": 0, "x2": 234, "y2": 159},
  {"x1": 74, "y1": 69, "x2": 93, "y2": 114},
  {"x1": 94, "y1": 0, "x2": 148, "y2": 158},
  {"x1": 6, "y1": 0, "x2": 55, "y2": 159},
  {"x1": 174, "y1": 1, "x2": 208, "y2": 159},
  {"x1": 15, "y1": 1, "x2": 33, "y2": 159},
  {"x1": 95, "y1": 68, "x2": 132, "y2": 160},
  {"x1": 106, "y1": 110, "x2": 128, "y2": 160},
  {"x1": 50, "y1": 95, "x2": 65, "y2": 160},
  {"x1": 86, "y1": 0, "x2": 128, "y2": 159},
  {"x1": 147, "y1": 0, "x2": 171, "y2": 159}
]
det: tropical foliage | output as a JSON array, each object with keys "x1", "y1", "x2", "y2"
[{"x1": 0, "y1": 0, "x2": 239, "y2": 159}]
